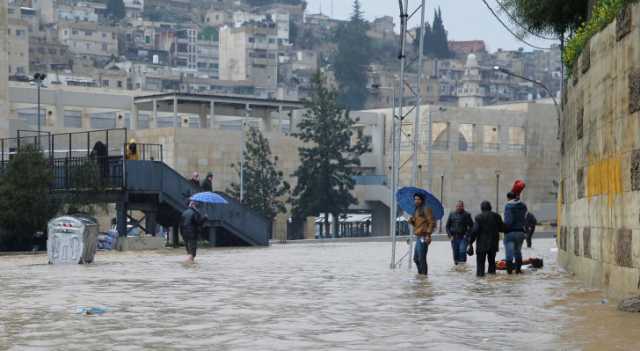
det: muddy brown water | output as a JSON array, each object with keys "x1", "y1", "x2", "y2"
[{"x1": 1, "y1": 239, "x2": 639, "y2": 350}]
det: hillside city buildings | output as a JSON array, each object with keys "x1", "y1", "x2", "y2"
[{"x1": 4, "y1": 0, "x2": 561, "y2": 107}]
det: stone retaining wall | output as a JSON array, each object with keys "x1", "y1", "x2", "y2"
[{"x1": 559, "y1": 2, "x2": 640, "y2": 298}]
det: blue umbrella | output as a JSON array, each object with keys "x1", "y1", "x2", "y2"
[
  {"x1": 396, "y1": 187, "x2": 444, "y2": 220},
  {"x1": 190, "y1": 192, "x2": 228, "y2": 205}
]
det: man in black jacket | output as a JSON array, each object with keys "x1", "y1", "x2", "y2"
[
  {"x1": 468, "y1": 201, "x2": 504, "y2": 276},
  {"x1": 201, "y1": 172, "x2": 214, "y2": 192},
  {"x1": 180, "y1": 201, "x2": 208, "y2": 263},
  {"x1": 446, "y1": 201, "x2": 474, "y2": 265}
]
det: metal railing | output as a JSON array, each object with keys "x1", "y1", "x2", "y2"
[{"x1": 51, "y1": 156, "x2": 124, "y2": 191}]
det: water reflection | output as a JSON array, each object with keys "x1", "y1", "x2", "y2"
[{"x1": 0, "y1": 239, "x2": 637, "y2": 350}]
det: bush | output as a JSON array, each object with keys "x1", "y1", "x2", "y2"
[
  {"x1": 565, "y1": 0, "x2": 639, "y2": 73},
  {"x1": 0, "y1": 145, "x2": 60, "y2": 251}
]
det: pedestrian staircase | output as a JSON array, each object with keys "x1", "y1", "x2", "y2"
[
  {"x1": 0, "y1": 129, "x2": 270, "y2": 247},
  {"x1": 125, "y1": 160, "x2": 270, "y2": 246}
]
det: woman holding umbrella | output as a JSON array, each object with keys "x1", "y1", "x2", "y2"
[{"x1": 408, "y1": 194, "x2": 436, "y2": 275}]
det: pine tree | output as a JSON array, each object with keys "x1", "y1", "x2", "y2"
[
  {"x1": 501, "y1": 0, "x2": 589, "y2": 37},
  {"x1": 0, "y1": 145, "x2": 59, "y2": 251},
  {"x1": 228, "y1": 127, "x2": 290, "y2": 225},
  {"x1": 291, "y1": 72, "x2": 371, "y2": 238},
  {"x1": 430, "y1": 8, "x2": 451, "y2": 59},
  {"x1": 107, "y1": 0, "x2": 126, "y2": 22},
  {"x1": 334, "y1": 0, "x2": 371, "y2": 110}
]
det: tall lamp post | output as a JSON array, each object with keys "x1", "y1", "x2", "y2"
[
  {"x1": 495, "y1": 170, "x2": 502, "y2": 213},
  {"x1": 493, "y1": 66, "x2": 562, "y2": 138},
  {"x1": 33, "y1": 73, "x2": 47, "y2": 147}
]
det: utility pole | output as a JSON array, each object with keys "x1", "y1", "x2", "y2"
[
  {"x1": 394, "y1": 0, "x2": 427, "y2": 271},
  {"x1": 33, "y1": 73, "x2": 47, "y2": 148}
]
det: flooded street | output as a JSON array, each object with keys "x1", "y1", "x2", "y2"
[{"x1": 1, "y1": 239, "x2": 639, "y2": 350}]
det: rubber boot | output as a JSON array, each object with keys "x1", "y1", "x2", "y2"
[
  {"x1": 515, "y1": 259, "x2": 523, "y2": 274},
  {"x1": 506, "y1": 262, "x2": 513, "y2": 275}
]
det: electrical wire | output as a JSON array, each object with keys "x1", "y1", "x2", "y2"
[
  {"x1": 494, "y1": 0, "x2": 559, "y2": 40},
  {"x1": 480, "y1": 0, "x2": 550, "y2": 50}
]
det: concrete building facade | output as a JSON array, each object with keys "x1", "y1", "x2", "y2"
[
  {"x1": 1, "y1": 1, "x2": 8, "y2": 128},
  {"x1": 7, "y1": 15, "x2": 29, "y2": 78},
  {"x1": 58, "y1": 22, "x2": 118, "y2": 62},
  {"x1": 219, "y1": 22, "x2": 278, "y2": 88},
  {"x1": 559, "y1": 3, "x2": 640, "y2": 299}
]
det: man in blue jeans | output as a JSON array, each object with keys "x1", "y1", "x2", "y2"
[
  {"x1": 445, "y1": 201, "x2": 474, "y2": 265},
  {"x1": 503, "y1": 192, "x2": 528, "y2": 274}
]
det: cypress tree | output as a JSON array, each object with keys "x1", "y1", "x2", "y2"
[{"x1": 334, "y1": 0, "x2": 371, "y2": 110}]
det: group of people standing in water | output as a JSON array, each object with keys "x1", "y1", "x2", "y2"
[{"x1": 410, "y1": 181, "x2": 537, "y2": 277}]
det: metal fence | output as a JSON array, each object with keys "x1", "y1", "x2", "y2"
[{"x1": 51, "y1": 156, "x2": 124, "y2": 191}]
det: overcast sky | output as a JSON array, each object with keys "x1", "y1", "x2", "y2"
[{"x1": 304, "y1": 0, "x2": 557, "y2": 52}]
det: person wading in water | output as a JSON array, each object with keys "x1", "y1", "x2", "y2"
[{"x1": 409, "y1": 194, "x2": 436, "y2": 275}]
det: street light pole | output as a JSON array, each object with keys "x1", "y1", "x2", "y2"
[
  {"x1": 33, "y1": 73, "x2": 47, "y2": 148},
  {"x1": 493, "y1": 66, "x2": 562, "y2": 138}
]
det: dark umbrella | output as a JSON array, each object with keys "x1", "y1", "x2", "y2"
[{"x1": 396, "y1": 187, "x2": 444, "y2": 220}]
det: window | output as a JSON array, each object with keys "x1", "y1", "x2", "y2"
[
  {"x1": 102, "y1": 43, "x2": 108, "y2": 51},
  {"x1": 86, "y1": 43, "x2": 91, "y2": 49},
  {"x1": 458, "y1": 124, "x2": 474, "y2": 151},
  {"x1": 16, "y1": 67, "x2": 25, "y2": 74},
  {"x1": 72, "y1": 30, "x2": 78, "y2": 35},
  {"x1": 248, "y1": 37, "x2": 255, "y2": 43},
  {"x1": 102, "y1": 80, "x2": 109, "y2": 87},
  {"x1": 117, "y1": 81, "x2": 123, "y2": 88},
  {"x1": 102, "y1": 33, "x2": 107, "y2": 38},
  {"x1": 49, "y1": 48, "x2": 57, "y2": 55},
  {"x1": 112, "y1": 33, "x2": 116, "y2": 40},
  {"x1": 85, "y1": 31, "x2": 92, "y2": 36}
]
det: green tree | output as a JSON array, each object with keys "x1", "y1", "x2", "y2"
[
  {"x1": 415, "y1": 8, "x2": 451, "y2": 58},
  {"x1": 106, "y1": 0, "x2": 126, "y2": 22},
  {"x1": 501, "y1": 0, "x2": 590, "y2": 37},
  {"x1": 334, "y1": 0, "x2": 371, "y2": 110},
  {"x1": 430, "y1": 8, "x2": 451, "y2": 58},
  {"x1": 199, "y1": 26, "x2": 219, "y2": 42},
  {"x1": 291, "y1": 72, "x2": 371, "y2": 237},
  {"x1": 0, "y1": 145, "x2": 59, "y2": 251},
  {"x1": 228, "y1": 127, "x2": 290, "y2": 224},
  {"x1": 63, "y1": 160, "x2": 109, "y2": 215}
]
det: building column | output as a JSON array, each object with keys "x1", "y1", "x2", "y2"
[
  {"x1": 145, "y1": 210, "x2": 157, "y2": 236},
  {"x1": 131, "y1": 103, "x2": 139, "y2": 130},
  {"x1": 499, "y1": 125, "x2": 509, "y2": 151},
  {"x1": 173, "y1": 96, "x2": 178, "y2": 128},
  {"x1": 80, "y1": 108, "x2": 91, "y2": 129},
  {"x1": 198, "y1": 103, "x2": 207, "y2": 129},
  {"x1": 54, "y1": 91, "x2": 65, "y2": 128},
  {"x1": 278, "y1": 105, "x2": 283, "y2": 133},
  {"x1": 449, "y1": 121, "x2": 460, "y2": 153},
  {"x1": 150, "y1": 99, "x2": 158, "y2": 129},
  {"x1": 209, "y1": 101, "x2": 216, "y2": 129}
]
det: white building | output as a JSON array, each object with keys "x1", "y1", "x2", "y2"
[
  {"x1": 232, "y1": 10, "x2": 290, "y2": 45},
  {"x1": 56, "y1": 3, "x2": 98, "y2": 23},
  {"x1": 124, "y1": 0, "x2": 144, "y2": 18},
  {"x1": 219, "y1": 22, "x2": 278, "y2": 87}
]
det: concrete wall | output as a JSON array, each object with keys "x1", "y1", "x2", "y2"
[
  {"x1": 559, "y1": 3, "x2": 640, "y2": 299},
  {"x1": 364, "y1": 103, "x2": 559, "y2": 221},
  {"x1": 0, "y1": 2, "x2": 8, "y2": 125}
]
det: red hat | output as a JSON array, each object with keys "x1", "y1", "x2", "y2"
[{"x1": 512, "y1": 180, "x2": 526, "y2": 196}]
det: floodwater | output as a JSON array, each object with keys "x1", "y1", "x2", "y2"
[{"x1": 1, "y1": 239, "x2": 639, "y2": 351}]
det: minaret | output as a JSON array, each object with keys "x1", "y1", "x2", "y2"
[{"x1": 457, "y1": 54, "x2": 484, "y2": 108}]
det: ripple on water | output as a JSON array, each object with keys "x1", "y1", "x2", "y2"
[{"x1": 0, "y1": 239, "x2": 636, "y2": 350}]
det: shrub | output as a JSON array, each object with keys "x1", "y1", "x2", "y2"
[{"x1": 565, "y1": 0, "x2": 639, "y2": 73}]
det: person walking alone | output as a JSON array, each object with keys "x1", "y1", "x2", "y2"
[
  {"x1": 180, "y1": 201, "x2": 208, "y2": 263},
  {"x1": 524, "y1": 211, "x2": 538, "y2": 248},
  {"x1": 468, "y1": 201, "x2": 504, "y2": 277},
  {"x1": 445, "y1": 201, "x2": 474, "y2": 265},
  {"x1": 503, "y1": 192, "x2": 528, "y2": 274},
  {"x1": 409, "y1": 194, "x2": 436, "y2": 275}
]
